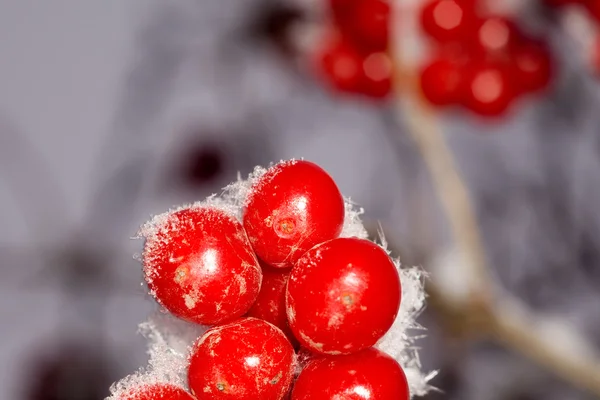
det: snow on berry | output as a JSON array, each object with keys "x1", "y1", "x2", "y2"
[
  {"x1": 117, "y1": 383, "x2": 196, "y2": 400},
  {"x1": 106, "y1": 160, "x2": 432, "y2": 400},
  {"x1": 242, "y1": 160, "x2": 345, "y2": 268},
  {"x1": 188, "y1": 317, "x2": 296, "y2": 400},
  {"x1": 107, "y1": 312, "x2": 205, "y2": 400},
  {"x1": 246, "y1": 261, "x2": 298, "y2": 347},
  {"x1": 291, "y1": 347, "x2": 410, "y2": 400},
  {"x1": 286, "y1": 237, "x2": 401, "y2": 355},
  {"x1": 139, "y1": 205, "x2": 262, "y2": 325}
]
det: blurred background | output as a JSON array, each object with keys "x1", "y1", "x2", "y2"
[{"x1": 1, "y1": 0, "x2": 600, "y2": 399}]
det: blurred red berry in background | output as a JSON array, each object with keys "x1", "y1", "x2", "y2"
[
  {"x1": 472, "y1": 16, "x2": 520, "y2": 58},
  {"x1": 343, "y1": 0, "x2": 390, "y2": 52},
  {"x1": 420, "y1": 56, "x2": 465, "y2": 106},
  {"x1": 317, "y1": 36, "x2": 392, "y2": 99},
  {"x1": 462, "y1": 60, "x2": 516, "y2": 117},
  {"x1": 420, "y1": 0, "x2": 479, "y2": 44},
  {"x1": 318, "y1": 36, "x2": 365, "y2": 94},
  {"x1": 361, "y1": 51, "x2": 393, "y2": 99},
  {"x1": 584, "y1": 0, "x2": 600, "y2": 21},
  {"x1": 511, "y1": 40, "x2": 553, "y2": 94}
]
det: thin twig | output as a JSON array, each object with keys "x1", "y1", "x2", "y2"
[{"x1": 400, "y1": 95, "x2": 492, "y2": 296}]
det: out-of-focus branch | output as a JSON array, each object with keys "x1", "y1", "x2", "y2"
[
  {"x1": 390, "y1": 2, "x2": 600, "y2": 396},
  {"x1": 397, "y1": 92, "x2": 492, "y2": 297},
  {"x1": 489, "y1": 294, "x2": 600, "y2": 395}
]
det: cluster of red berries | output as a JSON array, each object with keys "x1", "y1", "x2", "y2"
[
  {"x1": 122, "y1": 160, "x2": 409, "y2": 399},
  {"x1": 314, "y1": 0, "x2": 393, "y2": 100},
  {"x1": 418, "y1": 0, "x2": 554, "y2": 116}
]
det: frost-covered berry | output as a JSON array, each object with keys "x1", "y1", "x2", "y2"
[
  {"x1": 141, "y1": 206, "x2": 262, "y2": 325},
  {"x1": 291, "y1": 348, "x2": 410, "y2": 400},
  {"x1": 243, "y1": 160, "x2": 345, "y2": 268},
  {"x1": 246, "y1": 261, "x2": 297, "y2": 346},
  {"x1": 286, "y1": 237, "x2": 401, "y2": 354},
  {"x1": 119, "y1": 383, "x2": 196, "y2": 400},
  {"x1": 188, "y1": 318, "x2": 296, "y2": 400}
]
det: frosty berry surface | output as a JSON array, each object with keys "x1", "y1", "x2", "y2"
[
  {"x1": 286, "y1": 237, "x2": 402, "y2": 355},
  {"x1": 291, "y1": 348, "x2": 410, "y2": 400},
  {"x1": 188, "y1": 318, "x2": 296, "y2": 400},
  {"x1": 119, "y1": 384, "x2": 195, "y2": 400},
  {"x1": 141, "y1": 207, "x2": 262, "y2": 325},
  {"x1": 242, "y1": 160, "x2": 345, "y2": 268}
]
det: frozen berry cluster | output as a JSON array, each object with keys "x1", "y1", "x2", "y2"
[
  {"x1": 418, "y1": 0, "x2": 553, "y2": 117},
  {"x1": 114, "y1": 160, "x2": 411, "y2": 400},
  {"x1": 314, "y1": 0, "x2": 393, "y2": 100}
]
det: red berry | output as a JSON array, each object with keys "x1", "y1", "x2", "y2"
[
  {"x1": 419, "y1": 52, "x2": 466, "y2": 106},
  {"x1": 291, "y1": 348, "x2": 410, "y2": 400},
  {"x1": 317, "y1": 37, "x2": 366, "y2": 94},
  {"x1": 246, "y1": 262, "x2": 297, "y2": 346},
  {"x1": 188, "y1": 318, "x2": 296, "y2": 400},
  {"x1": 243, "y1": 160, "x2": 345, "y2": 268},
  {"x1": 420, "y1": 0, "x2": 479, "y2": 44},
  {"x1": 361, "y1": 52, "x2": 393, "y2": 99},
  {"x1": 286, "y1": 237, "x2": 401, "y2": 355},
  {"x1": 142, "y1": 206, "x2": 262, "y2": 325},
  {"x1": 340, "y1": 0, "x2": 390, "y2": 52},
  {"x1": 119, "y1": 384, "x2": 195, "y2": 400},
  {"x1": 316, "y1": 36, "x2": 392, "y2": 99},
  {"x1": 461, "y1": 60, "x2": 516, "y2": 117},
  {"x1": 329, "y1": 0, "x2": 360, "y2": 20},
  {"x1": 511, "y1": 40, "x2": 553, "y2": 93},
  {"x1": 471, "y1": 16, "x2": 520, "y2": 57}
]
